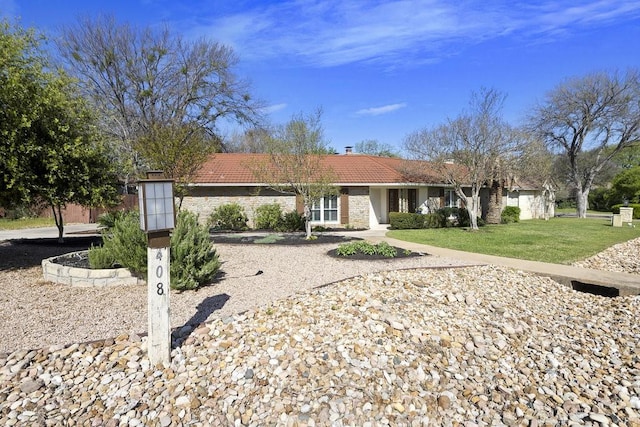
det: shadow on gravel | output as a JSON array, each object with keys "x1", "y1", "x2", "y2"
[
  {"x1": 172, "y1": 293, "x2": 231, "y2": 347},
  {"x1": 0, "y1": 236, "x2": 102, "y2": 271}
]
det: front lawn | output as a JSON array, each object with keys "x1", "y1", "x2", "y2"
[
  {"x1": 0, "y1": 217, "x2": 55, "y2": 230},
  {"x1": 387, "y1": 217, "x2": 640, "y2": 264}
]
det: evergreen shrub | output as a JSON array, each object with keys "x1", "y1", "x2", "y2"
[
  {"x1": 97, "y1": 210, "x2": 126, "y2": 231},
  {"x1": 87, "y1": 245, "x2": 117, "y2": 269},
  {"x1": 423, "y1": 212, "x2": 445, "y2": 228},
  {"x1": 171, "y1": 210, "x2": 221, "y2": 291},
  {"x1": 501, "y1": 206, "x2": 521, "y2": 224},
  {"x1": 389, "y1": 212, "x2": 424, "y2": 229},
  {"x1": 91, "y1": 210, "x2": 147, "y2": 275},
  {"x1": 254, "y1": 203, "x2": 283, "y2": 230},
  {"x1": 88, "y1": 209, "x2": 221, "y2": 290},
  {"x1": 279, "y1": 210, "x2": 305, "y2": 232},
  {"x1": 208, "y1": 203, "x2": 248, "y2": 231}
]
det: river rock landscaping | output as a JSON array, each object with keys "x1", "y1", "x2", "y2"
[{"x1": 0, "y1": 238, "x2": 639, "y2": 425}]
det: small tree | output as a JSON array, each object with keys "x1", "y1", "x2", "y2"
[
  {"x1": 404, "y1": 88, "x2": 522, "y2": 230},
  {"x1": 0, "y1": 21, "x2": 120, "y2": 241},
  {"x1": 250, "y1": 110, "x2": 338, "y2": 238},
  {"x1": 611, "y1": 166, "x2": 640, "y2": 204}
]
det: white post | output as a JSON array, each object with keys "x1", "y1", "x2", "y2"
[{"x1": 148, "y1": 245, "x2": 171, "y2": 366}]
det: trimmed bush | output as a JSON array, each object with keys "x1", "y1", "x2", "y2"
[
  {"x1": 254, "y1": 203, "x2": 283, "y2": 230},
  {"x1": 389, "y1": 212, "x2": 425, "y2": 229},
  {"x1": 208, "y1": 203, "x2": 248, "y2": 231},
  {"x1": 171, "y1": 210, "x2": 221, "y2": 291},
  {"x1": 389, "y1": 208, "x2": 482, "y2": 229},
  {"x1": 423, "y1": 212, "x2": 445, "y2": 228},
  {"x1": 501, "y1": 206, "x2": 521, "y2": 224}
]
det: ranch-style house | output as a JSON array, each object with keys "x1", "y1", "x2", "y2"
[{"x1": 182, "y1": 152, "x2": 553, "y2": 229}]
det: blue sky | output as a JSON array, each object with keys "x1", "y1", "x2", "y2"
[{"x1": 3, "y1": 0, "x2": 640, "y2": 154}]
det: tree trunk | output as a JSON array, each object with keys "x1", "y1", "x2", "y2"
[
  {"x1": 52, "y1": 204, "x2": 65, "y2": 243},
  {"x1": 455, "y1": 187, "x2": 479, "y2": 231},
  {"x1": 303, "y1": 204, "x2": 312, "y2": 239},
  {"x1": 467, "y1": 207, "x2": 479, "y2": 231},
  {"x1": 485, "y1": 179, "x2": 503, "y2": 224},
  {"x1": 576, "y1": 190, "x2": 589, "y2": 218},
  {"x1": 542, "y1": 181, "x2": 555, "y2": 221}
]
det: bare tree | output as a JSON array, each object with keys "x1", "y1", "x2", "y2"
[
  {"x1": 404, "y1": 88, "x2": 522, "y2": 230},
  {"x1": 224, "y1": 127, "x2": 272, "y2": 153},
  {"x1": 250, "y1": 110, "x2": 337, "y2": 238},
  {"x1": 354, "y1": 139, "x2": 399, "y2": 157},
  {"x1": 529, "y1": 70, "x2": 640, "y2": 218},
  {"x1": 57, "y1": 15, "x2": 262, "y2": 188}
]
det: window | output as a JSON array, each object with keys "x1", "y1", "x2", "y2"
[
  {"x1": 311, "y1": 196, "x2": 338, "y2": 222},
  {"x1": 445, "y1": 190, "x2": 457, "y2": 208}
]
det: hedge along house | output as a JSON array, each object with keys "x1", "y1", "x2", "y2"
[{"x1": 182, "y1": 152, "x2": 553, "y2": 229}]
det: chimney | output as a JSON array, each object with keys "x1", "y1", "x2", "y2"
[{"x1": 345, "y1": 146, "x2": 353, "y2": 154}]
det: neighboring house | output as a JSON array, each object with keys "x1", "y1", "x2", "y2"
[{"x1": 183, "y1": 152, "x2": 554, "y2": 229}]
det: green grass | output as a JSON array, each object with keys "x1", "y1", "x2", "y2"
[
  {"x1": 0, "y1": 217, "x2": 55, "y2": 230},
  {"x1": 387, "y1": 217, "x2": 640, "y2": 264},
  {"x1": 554, "y1": 207, "x2": 610, "y2": 215},
  {"x1": 254, "y1": 234, "x2": 285, "y2": 244}
]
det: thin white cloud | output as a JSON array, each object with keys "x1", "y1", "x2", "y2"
[
  {"x1": 356, "y1": 103, "x2": 407, "y2": 116},
  {"x1": 261, "y1": 103, "x2": 287, "y2": 114},
  {"x1": 188, "y1": 0, "x2": 640, "y2": 68}
]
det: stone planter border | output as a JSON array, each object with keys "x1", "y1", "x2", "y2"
[{"x1": 42, "y1": 251, "x2": 143, "y2": 287}]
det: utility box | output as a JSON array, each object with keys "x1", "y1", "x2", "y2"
[
  {"x1": 612, "y1": 214, "x2": 623, "y2": 227},
  {"x1": 620, "y1": 207, "x2": 634, "y2": 224}
]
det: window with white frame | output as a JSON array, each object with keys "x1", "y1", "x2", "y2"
[
  {"x1": 311, "y1": 195, "x2": 338, "y2": 222},
  {"x1": 445, "y1": 190, "x2": 457, "y2": 208}
]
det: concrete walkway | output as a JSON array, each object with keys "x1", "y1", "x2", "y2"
[
  {"x1": 350, "y1": 228, "x2": 640, "y2": 297},
  {"x1": 0, "y1": 223, "x2": 100, "y2": 242}
]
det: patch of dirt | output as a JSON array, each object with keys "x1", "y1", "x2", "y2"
[
  {"x1": 0, "y1": 236, "x2": 102, "y2": 271},
  {"x1": 51, "y1": 251, "x2": 92, "y2": 269}
]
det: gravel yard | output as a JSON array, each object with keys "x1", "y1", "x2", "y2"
[
  {"x1": 1, "y1": 235, "x2": 639, "y2": 425},
  {"x1": 0, "y1": 237, "x2": 473, "y2": 354}
]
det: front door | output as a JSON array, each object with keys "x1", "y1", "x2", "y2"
[{"x1": 388, "y1": 189, "x2": 399, "y2": 214}]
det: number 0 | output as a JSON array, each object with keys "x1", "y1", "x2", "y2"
[{"x1": 156, "y1": 265, "x2": 163, "y2": 278}]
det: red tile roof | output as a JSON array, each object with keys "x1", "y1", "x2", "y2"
[{"x1": 192, "y1": 153, "x2": 446, "y2": 185}]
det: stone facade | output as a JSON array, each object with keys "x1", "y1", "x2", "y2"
[
  {"x1": 183, "y1": 187, "x2": 296, "y2": 228},
  {"x1": 345, "y1": 187, "x2": 370, "y2": 229},
  {"x1": 182, "y1": 183, "x2": 550, "y2": 230}
]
